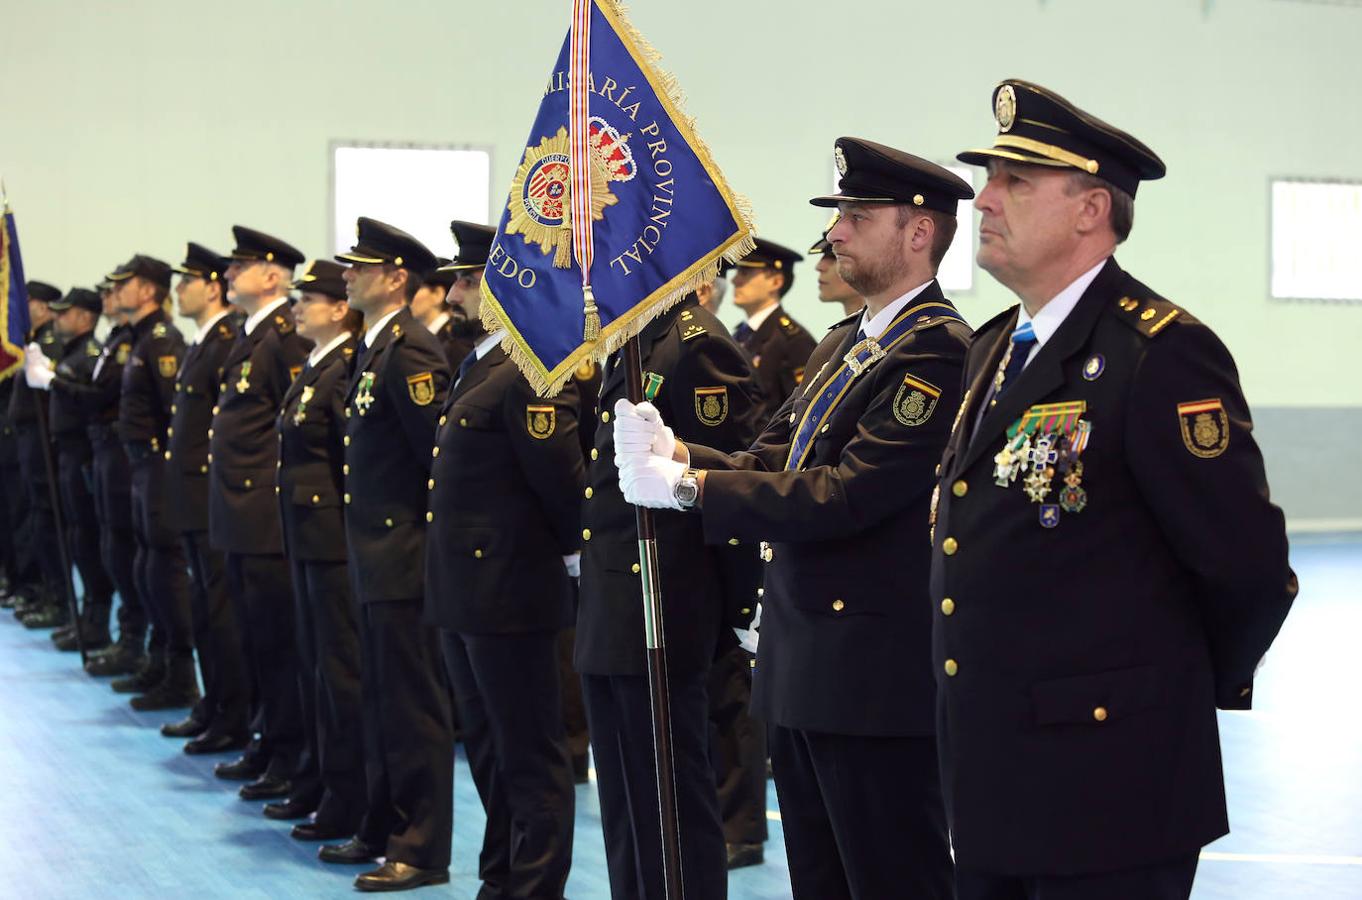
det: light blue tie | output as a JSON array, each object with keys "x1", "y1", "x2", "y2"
[{"x1": 994, "y1": 321, "x2": 1037, "y2": 400}]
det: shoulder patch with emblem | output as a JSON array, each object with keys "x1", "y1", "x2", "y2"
[
  {"x1": 1115, "y1": 296, "x2": 1181, "y2": 338},
  {"x1": 694, "y1": 386, "x2": 728, "y2": 426},
  {"x1": 157, "y1": 355, "x2": 178, "y2": 378},
  {"x1": 893, "y1": 374, "x2": 942, "y2": 426},
  {"x1": 406, "y1": 371, "x2": 435, "y2": 406},
  {"x1": 681, "y1": 323, "x2": 706, "y2": 342},
  {"x1": 1177, "y1": 398, "x2": 1229, "y2": 458},
  {"x1": 152, "y1": 322, "x2": 168, "y2": 339},
  {"x1": 526, "y1": 404, "x2": 557, "y2": 439}
]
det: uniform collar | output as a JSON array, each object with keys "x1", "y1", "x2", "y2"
[
  {"x1": 243, "y1": 296, "x2": 290, "y2": 336},
  {"x1": 307, "y1": 331, "x2": 351, "y2": 367},
  {"x1": 858, "y1": 278, "x2": 935, "y2": 339},
  {"x1": 426, "y1": 311, "x2": 451, "y2": 335},
  {"x1": 473, "y1": 329, "x2": 504, "y2": 361},
  {"x1": 743, "y1": 301, "x2": 780, "y2": 332},
  {"x1": 1016, "y1": 258, "x2": 1108, "y2": 352},
  {"x1": 192, "y1": 309, "x2": 232, "y2": 345},
  {"x1": 364, "y1": 306, "x2": 403, "y2": 348}
]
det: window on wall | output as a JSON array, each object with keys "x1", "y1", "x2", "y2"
[
  {"x1": 828, "y1": 162, "x2": 975, "y2": 293},
  {"x1": 331, "y1": 142, "x2": 492, "y2": 260},
  {"x1": 1270, "y1": 178, "x2": 1362, "y2": 302}
]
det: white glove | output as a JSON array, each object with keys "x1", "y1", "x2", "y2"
[
  {"x1": 24, "y1": 343, "x2": 54, "y2": 390},
  {"x1": 562, "y1": 553, "x2": 581, "y2": 579},
  {"x1": 618, "y1": 452, "x2": 687, "y2": 510},
  {"x1": 734, "y1": 601, "x2": 761, "y2": 654},
  {"x1": 613, "y1": 398, "x2": 675, "y2": 461}
]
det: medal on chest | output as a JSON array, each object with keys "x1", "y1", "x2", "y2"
[
  {"x1": 993, "y1": 401, "x2": 1092, "y2": 528},
  {"x1": 236, "y1": 361, "x2": 252, "y2": 394},
  {"x1": 293, "y1": 385, "x2": 315, "y2": 426},
  {"x1": 354, "y1": 372, "x2": 376, "y2": 416}
]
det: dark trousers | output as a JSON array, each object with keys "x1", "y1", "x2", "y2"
[
  {"x1": 289, "y1": 557, "x2": 365, "y2": 829},
  {"x1": 557, "y1": 628, "x2": 590, "y2": 770},
  {"x1": 442, "y1": 629, "x2": 575, "y2": 900},
  {"x1": 225, "y1": 551, "x2": 302, "y2": 780},
  {"x1": 956, "y1": 854, "x2": 1199, "y2": 900},
  {"x1": 16, "y1": 425, "x2": 62, "y2": 594},
  {"x1": 57, "y1": 448, "x2": 114, "y2": 618},
  {"x1": 91, "y1": 437, "x2": 145, "y2": 643},
  {"x1": 768, "y1": 726, "x2": 953, "y2": 900},
  {"x1": 582, "y1": 671, "x2": 727, "y2": 900},
  {"x1": 707, "y1": 644, "x2": 768, "y2": 846},
  {"x1": 0, "y1": 458, "x2": 33, "y2": 589},
  {"x1": 128, "y1": 452, "x2": 191, "y2": 660},
  {"x1": 183, "y1": 532, "x2": 248, "y2": 734},
  {"x1": 355, "y1": 598, "x2": 453, "y2": 868}
]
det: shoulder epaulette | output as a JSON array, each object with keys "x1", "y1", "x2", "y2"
[
  {"x1": 778, "y1": 314, "x2": 805, "y2": 336},
  {"x1": 680, "y1": 322, "x2": 707, "y2": 342},
  {"x1": 1113, "y1": 295, "x2": 1181, "y2": 338},
  {"x1": 275, "y1": 314, "x2": 294, "y2": 335},
  {"x1": 826, "y1": 310, "x2": 861, "y2": 332},
  {"x1": 217, "y1": 322, "x2": 232, "y2": 339}
]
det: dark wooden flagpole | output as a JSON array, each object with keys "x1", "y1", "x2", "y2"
[{"x1": 623, "y1": 334, "x2": 685, "y2": 899}]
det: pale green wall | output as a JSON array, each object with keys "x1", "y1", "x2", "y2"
[{"x1": 3, "y1": 0, "x2": 1360, "y2": 409}]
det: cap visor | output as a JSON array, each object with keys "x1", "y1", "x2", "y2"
[
  {"x1": 335, "y1": 252, "x2": 387, "y2": 265},
  {"x1": 809, "y1": 193, "x2": 899, "y2": 208}
]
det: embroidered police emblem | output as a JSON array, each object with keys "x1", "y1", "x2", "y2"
[
  {"x1": 694, "y1": 387, "x2": 728, "y2": 426},
  {"x1": 995, "y1": 84, "x2": 1017, "y2": 132},
  {"x1": 893, "y1": 374, "x2": 941, "y2": 426},
  {"x1": 116, "y1": 344, "x2": 131, "y2": 365},
  {"x1": 1082, "y1": 354, "x2": 1105, "y2": 381},
  {"x1": 406, "y1": 372, "x2": 435, "y2": 406},
  {"x1": 506, "y1": 124, "x2": 632, "y2": 268},
  {"x1": 1177, "y1": 398, "x2": 1229, "y2": 458},
  {"x1": 527, "y1": 404, "x2": 557, "y2": 439},
  {"x1": 157, "y1": 355, "x2": 178, "y2": 378}
]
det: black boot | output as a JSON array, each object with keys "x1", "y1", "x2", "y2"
[
  {"x1": 86, "y1": 635, "x2": 146, "y2": 677},
  {"x1": 111, "y1": 654, "x2": 165, "y2": 694},
  {"x1": 130, "y1": 656, "x2": 201, "y2": 711},
  {"x1": 54, "y1": 605, "x2": 112, "y2": 653}
]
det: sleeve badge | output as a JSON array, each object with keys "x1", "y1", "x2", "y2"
[
  {"x1": 893, "y1": 374, "x2": 941, "y2": 426},
  {"x1": 694, "y1": 386, "x2": 728, "y2": 426},
  {"x1": 157, "y1": 355, "x2": 178, "y2": 378},
  {"x1": 406, "y1": 372, "x2": 435, "y2": 406},
  {"x1": 527, "y1": 404, "x2": 557, "y2": 439},
  {"x1": 1177, "y1": 398, "x2": 1229, "y2": 458}
]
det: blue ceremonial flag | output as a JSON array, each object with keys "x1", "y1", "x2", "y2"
[
  {"x1": 0, "y1": 192, "x2": 32, "y2": 382},
  {"x1": 481, "y1": 0, "x2": 755, "y2": 395}
]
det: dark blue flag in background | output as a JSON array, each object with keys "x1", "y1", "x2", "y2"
[
  {"x1": 480, "y1": 0, "x2": 754, "y2": 396},
  {"x1": 1, "y1": 195, "x2": 32, "y2": 382}
]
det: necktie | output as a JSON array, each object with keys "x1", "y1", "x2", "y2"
[
  {"x1": 733, "y1": 322, "x2": 753, "y2": 344},
  {"x1": 455, "y1": 350, "x2": 478, "y2": 385},
  {"x1": 992, "y1": 321, "x2": 1038, "y2": 401}
]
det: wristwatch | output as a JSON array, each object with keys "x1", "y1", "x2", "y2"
[{"x1": 673, "y1": 468, "x2": 701, "y2": 509}]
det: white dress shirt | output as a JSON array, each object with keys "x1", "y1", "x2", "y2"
[{"x1": 243, "y1": 296, "x2": 290, "y2": 336}]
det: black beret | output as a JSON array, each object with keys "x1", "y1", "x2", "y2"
[
  {"x1": 957, "y1": 79, "x2": 1165, "y2": 197},
  {"x1": 26, "y1": 280, "x2": 62, "y2": 303},
  {"x1": 336, "y1": 217, "x2": 437, "y2": 275},
  {"x1": 292, "y1": 260, "x2": 349, "y2": 301},
  {"x1": 812, "y1": 137, "x2": 974, "y2": 214},
  {"x1": 434, "y1": 221, "x2": 496, "y2": 274},
  {"x1": 107, "y1": 255, "x2": 172, "y2": 289},
  {"x1": 230, "y1": 226, "x2": 306, "y2": 269},
  {"x1": 49, "y1": 288, "x2": 101, "y2": 314},
  {"x1": 735, "y1": 237, "x2": 802, "y2": 272},
  {"x1": 174, "y1": 242, "x2": 231, "y2": 283}
]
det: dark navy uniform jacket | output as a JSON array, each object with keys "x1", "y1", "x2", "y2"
[
  {"x1": 930, "y1": 258, "x2": 1296, "y2": 876},
  {"x1": 119, "y1": 309, "x2": 184, "y2": 449},
  {"x1": 736, "y1": 305, "x2": 816, "y2": 424},
  {"x1": 166, "y1": 313, "x2": 239, "y2": 534}
]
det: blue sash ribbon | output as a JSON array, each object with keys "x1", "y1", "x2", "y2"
[{"x1": 785, "y1": 302, "x2": 962, "y2": 471}]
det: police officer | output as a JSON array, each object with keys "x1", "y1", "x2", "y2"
[
  {"x1": 27, "y1": 288, "x2": 116, "y2": 651},
  {"x1": 427, "y1": 296, "x2": 584, "y2": 899},
  {"x1": 82, "y1": 279, "x2": 150, "y2": 677},
  {"x1": 730, "y1": 238, "x2": 817, "y2": 423},
  {"x1": 107, "y1": 255, "x2": 199, "y2": 708},
  {"x1": 408, "y1": 263, "x2": 466, "y2": 369},
  {"x1": 162, "y1": 243, "x2": 251, "y2": 752},
  {"x1": 275, "y1": 260, "x2": 367, "y2": 841},
  {"x1": 578, "y1": 292, "x2": 763, "y2": 900},
  {"x1": 809, "y1": 216, "x2": 865, "y2": 318},
  {"x1": 934, "y1": 80, "x2": 1297, "y2": 900},
  {"x1": 209, "y1": 226, "x2": 310, "y2": 801},
  {"x1": 318, "y1": 218, "x2": 453, "y2": 893},
  {"x1": 9, "y1": 281, "x2": 64, "y2": 628},
  {"x1": 438, "y1": 221, "x2": 498, "y2": 366},
  {"x1": 615, "y1": 137, "x2": 974, "y2": 899}
]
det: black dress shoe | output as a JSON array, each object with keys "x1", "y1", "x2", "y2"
[
  {"x1": 319, "y1": 837, "x2": 381, "y2": 864},
  {"x1": 20, "y1": 605, "x2": 68, "y2": 629},
  {"x1": 239, "y1": 775, "x2": 291, "y2": 801},
  {"x1": 86, "y1": 643, "x2": 145, "y2": 677},
  {"x1": 185, "y1": 731, "x2": 248, "y2": 756},
  {"x1": 355, "y1": 861, "x2": 450, "y2": 892},
  {"x1": 51, "y1": 624, "x2": 76, "y2": 643},
  {"x1": 292, "y1": 821, "x2": 352, "y2": 842},
  {"x1": 263, "y1": 797, "x2": 315, "y2": 820},
  {"x1": 110, "y1": 663, "x2": 164, "y2": 694},
  {"x1": 214, "y1": 755, "x2": 265, "y2": 781},
  {"x1": 726, "y1": 842, "x2": 764, "y2": 870},
  {"x1": 160, "y1": 715, "x2": 208, "y2": 738}
]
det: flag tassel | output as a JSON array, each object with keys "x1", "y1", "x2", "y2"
[{"x1": 582, "y1": 284, "x2": 601, "y2": 342}]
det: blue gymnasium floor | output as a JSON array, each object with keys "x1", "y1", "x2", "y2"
[{"x1": 0, "y1": 535, "x2": 1359, "y2": 899}]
